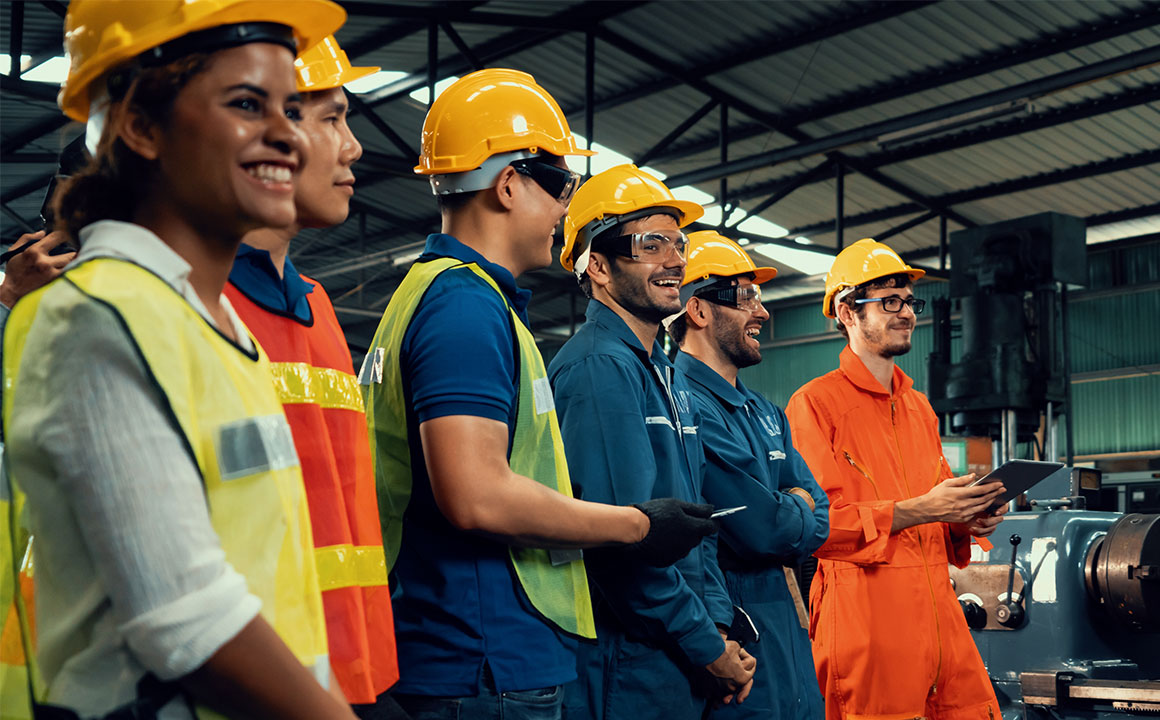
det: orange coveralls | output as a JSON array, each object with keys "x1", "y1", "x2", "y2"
[{"x1": 785, "y1": 347, "x2": 999, "y2": 720}]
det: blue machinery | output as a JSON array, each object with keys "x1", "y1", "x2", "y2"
[
  {"x1": 927, "y1": 213, "x2": 1160, "y2": 714},
  {"x1": 950, "y1": 479, "x2": 1160, "y2": 715}
]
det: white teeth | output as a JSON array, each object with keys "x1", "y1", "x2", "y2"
[
  {"x1": 746, "y1": 328, "x2": 760, "y2": 338},
  {"x1": 653, "y1": 279, "x2": 679, "y2": 287},
  {"x1": 247, "y1": 164, "x2": 292, "y2": 184}
]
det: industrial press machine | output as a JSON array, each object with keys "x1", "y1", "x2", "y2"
[{"x1": 928, "y1": 213, "x2": 1160, "y2": 716}]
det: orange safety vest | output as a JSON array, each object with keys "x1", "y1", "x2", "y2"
[
  {"x1": 786, "y1": 346, "x2": 998, "y2": 720},
  {"x1": 226, "y1": 278, "x2": 398, "y2": 704}
]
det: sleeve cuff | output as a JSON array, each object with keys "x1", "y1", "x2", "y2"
[
  {"x1": 121, "y1": 564, "x2": 262, "y2": 680},
  {"x1": 416, "y1": 399, "x2": 509, "y2": 424},
  {"x1": 675, "y1": 618, "x2": 727, "y2": 667}
]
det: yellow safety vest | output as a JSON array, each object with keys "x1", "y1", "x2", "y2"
[
  {"x1": 2, "y1": 258, "x2": 328, "y2": 717},
  {"x1": 1, "y1": 459, "x2": 32, "y2": 720},
  {"x1": 361, "y1": 257, "x2": 595, "y2": 639}
]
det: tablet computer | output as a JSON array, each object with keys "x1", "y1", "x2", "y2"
[{"x1": 971, "y1": 459, "x2": 1065, "y2": 511}]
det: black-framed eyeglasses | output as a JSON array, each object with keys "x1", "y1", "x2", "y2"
[
  {"x1": 593, "y1": 230, "x2": 688, "y2": 263},
  {"x1": 510, "y1": 158, "x2": 582, "y2": 206},
  {"x1": 697, "y1": 284, "x2": 764, "y2": 313},
  {"x1": 854, "y1": 295, "x2": 926, "y2": 314}
]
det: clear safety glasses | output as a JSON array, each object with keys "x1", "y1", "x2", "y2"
[
  {"x1": 854, "y1": 295, "x2": 926, "y2": 314},
  {"x1": 698, "y1": 284, "x2": 764, "y2": 313},
  {"x1": 595, "y1": 230, "x2": 689, "y2": 263},
  {"x1": 510, "y1": 158, "x2": 582, "y2": 205}
]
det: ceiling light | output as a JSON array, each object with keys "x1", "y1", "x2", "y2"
[{"x1": 344, "y1": 70, "x2": 409, "y2": 94}]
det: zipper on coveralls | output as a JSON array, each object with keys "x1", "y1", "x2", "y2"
[{"x1": 891, "y1": 399, "x2": 944, "y2": 696}]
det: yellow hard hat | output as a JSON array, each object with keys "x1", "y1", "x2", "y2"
[
  {"x1": 60, "y1": 0, "x2": 346, "y2": 122},
  {"x1": 682, "y1": 230, "x2": 777, "y2": 287},
  {"x1": 562, "y1": 164, "x2": 704, "y2": 275},
  {"x1": 414, "y1": 68, "x2": 593, "y2": 176},
  {"x1": 822, "y1": 238, "x2": 925, "y2": 318},
  {"x1": 295, "y1": 35, "x2": 377, "y2": 92}
]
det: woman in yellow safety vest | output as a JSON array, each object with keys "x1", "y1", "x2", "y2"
[{"x1": 0, "y1": 1, "x2": 356, "y2": 718}]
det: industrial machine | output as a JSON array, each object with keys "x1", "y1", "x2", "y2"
[{"x1": 928, "y1": 213, "x2": 1160, "y2": 716}]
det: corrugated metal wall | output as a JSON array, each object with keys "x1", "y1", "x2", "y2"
[{"x1": 737, "y1": 238, "x2": 1160, "y2": 457}]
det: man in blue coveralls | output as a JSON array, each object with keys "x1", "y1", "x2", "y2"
[
  {"x1": 668, "y1": 231, "x2": 829, "y2": 720},
  {"x1": 360, "y1": 72, "x2": 718, "y2": 720},
  {"x1": 550, "y1": 165, "x2": 758, "y2": 720}
]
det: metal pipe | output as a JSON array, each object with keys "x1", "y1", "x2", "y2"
[
  {"x1": 1062, "y1": 284, "x2": 1075, "y2": 465},
  {"x1": 585, "y1": 31, "x2": 595, "y2": 178},
  {"x1": 939, "y1": 215, "x2": 948, "y2": 270},
  {"x1": 835, "y1": 163, "x2": 845, "y2": 249},
  {"x1": 719, "y1": 104, "x2": 729, "y2": 228},
  {"x1": 427, "y1": 21, "x2": 438, "y2": 106},
  {"x1": 10, "y1": 1, "x2": 24, "y2": 78}
]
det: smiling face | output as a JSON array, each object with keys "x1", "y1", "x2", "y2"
[
  {"x1": 599, "y1": 213, "x2": 686, "y2": 324},
  {"x1": 510, "y1": 156, "x2": 572, "y2": 273},
  {"x1": 151, "y1": 42, "x2": 305, "y2": 237},
  {"x1": 846, "y1": 284, "x2": 917, "y2": 358},
  {"x1": 705, "y1": 276, "x2": 769, "y2": 370},
  {"x1": 294, "y1": 86, "x2": 362, "y2": 228}
]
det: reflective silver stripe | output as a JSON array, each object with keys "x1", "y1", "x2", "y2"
[
  {"x1": 216, "y1": 414, "x2": 299, "y2": 481},
  {"x1": 645, "y1": 416, "x2": 674, "y2": 429}
]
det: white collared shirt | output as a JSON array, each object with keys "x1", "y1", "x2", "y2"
[{"x1": 8, "y1": 220, "x2": 262, "y2": 718}]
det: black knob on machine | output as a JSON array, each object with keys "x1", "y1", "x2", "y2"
[
  {"x1": 960, "y1": 600, "x2": 986, "y2": 629},
  {"x1": 998, "y1": 533, "x2": 1026, "y2": 628}
]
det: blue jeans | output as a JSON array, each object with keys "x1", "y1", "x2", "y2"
[{"x1": 395, "y1": 666, "x2": 563, "y2": 720}]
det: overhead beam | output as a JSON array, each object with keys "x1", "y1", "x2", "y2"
[
  {"x1": 0, "y1": 74, "x2": 60, "y2": 104},
  {"x1": 1, "y1": 172, "x2": 53, "y2": 205},
  {"x1": 874, "y1": 211, "x2": 938, "y2": 242},
  {"x1": 787, "y1": 148, "x2": 1160, "y2": 236},
  {"x1": 637, "y1": 100, "x2": 718, "y2": 167},
  {"x1": 9, "y1": 1, "x2": 25, "y2": 78},
  {"x1": 662, "y1": 45, "x2": 1160, "y2": 188},
  {"x1": 341, "y1": 3, "x2": 602, "y2": 30},
  {"x1": 340, "y1": 2, "x2": 488, "y2": 59},
  {"x1": 346, "y1": 93, "x2": 417, "y2": 159},
  {"x1": 363, "y1": 2, "x2": 648, "y2": 108},
  {"x1": 725, "y1": 84, "x2": 1160, "y2": 205},
  {"x1": 727, "y1": 160, "x2": 835, "y2": 229},
  {"x1": 649, "y1": 5, "x2": 1160, "y2": 165}
]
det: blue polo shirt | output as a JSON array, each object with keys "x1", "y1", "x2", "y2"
[
  {"x1": 228, "y1": 243, "x2": 315, "y2": 322},
  {"x1": 548, "y1": 299, "x2": 730, "y2": 666},
  {"x1": 390, "y1": 233, "x2": 575, "y2": 696}
]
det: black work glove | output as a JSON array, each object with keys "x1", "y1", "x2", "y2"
[{"x1": 627, "y1": 498, "x2": 717, "y2": 567}]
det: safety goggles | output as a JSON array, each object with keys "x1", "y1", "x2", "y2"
[
  {"x1": 594, "y1": 230, "x2": 689, "y2": 263},
  {"x1": 510, "y1": 158, "x2": 582, "y2": 205},
  {"x1": 697, "y1": 284, "x2": 764, "y2": 313},
  {"x1": 854, "y1": 295, "x2": 926, "y2": 314}
]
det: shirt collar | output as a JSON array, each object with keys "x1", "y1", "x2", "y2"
[
  {"x1": 584, "y1": 299, "x2": 673, "y2": 368},
  {"x1": 76, "y1": 220, "x2": 193, "y2": 289},
  {"x1": 419, "y1": 233, "x2": 532, "y2": 316},
  {"x1": 230, "y1": 243, "x2": 316, "y2": 316},
  {"x1": 675, "y1": 351, "x2": 747, "y2": 408},
  {"x1": 839, "y1": 344, "x2": 913, "y2": 396}
]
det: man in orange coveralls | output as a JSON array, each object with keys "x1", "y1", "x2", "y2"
[
  {"x1": 785, "y1": 238, "x2": 1007, "y2": 720},
  {"x1": 226, "y1": 38, "x2": 402, "y2": 718}
]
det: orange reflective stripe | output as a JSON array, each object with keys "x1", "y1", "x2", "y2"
[
  {"x1": 314, "y1": 544, "x2": 388, "y2": 592},
  {"x1": 270, "y1": 362, "x2": 363, "y2": 412}
]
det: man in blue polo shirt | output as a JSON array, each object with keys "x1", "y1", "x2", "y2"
[
  {"x1": 550, "y1": 166, "x2": 757, "y2": 720},
  {"x1": 360, "y1": 70, "x2": 718, "y2": 720},
  {"x1": 668, "y1": 231, "x2": 829, "y2": 720}
]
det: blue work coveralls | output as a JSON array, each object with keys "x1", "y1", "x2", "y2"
[
  {"x1": 676, "y1": 352, "x2": 829, "y2": 720},
  {"x1": 549, "y1": 301, "x2": 733, "y2": 720}
]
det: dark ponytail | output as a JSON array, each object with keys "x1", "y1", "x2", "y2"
[{"x1": 52, "y1": 54, "x2": 209, "y2": 240}]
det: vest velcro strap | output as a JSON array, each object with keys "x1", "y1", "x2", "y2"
[
  {"x1": 271, "y1": 362, "x2": 364, "y2": 412},
  {"x1": 314, "y1": 544, "x2": 389, "y2": 592}
]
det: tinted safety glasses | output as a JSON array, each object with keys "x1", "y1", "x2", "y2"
[
  {"x1": 854, "y1": 295, "x2": 926, "y2": 314},
  {"x1": 697, "y1": 284, "x2": 764, "y2": 313},
  {"x1": 510, "y1": 158, "x2": 582, "y2": 205},
  {"x1": 594, "y1": 230, "x2": 689, "y2": 263}
]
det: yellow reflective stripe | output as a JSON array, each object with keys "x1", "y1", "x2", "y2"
[
  {"x1": 271, "y1": 362, "x2": 364, "y2": 412},
  {"x1": 314, "y1": 544, "x2": 389, "y2": 592}
]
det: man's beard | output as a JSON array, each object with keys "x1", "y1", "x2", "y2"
[
  {"x1": 609, "y1": 268, "x2": 682, "y2": 325},
  {"x1": 860, "y1": 323, "x2": 912, "y2": 358},
  {"x1": 711, "y1": 306, "x2": 761, "y2": 369}
]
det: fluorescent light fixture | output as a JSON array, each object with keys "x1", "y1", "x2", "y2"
[
  {"x1": 21, "y1": 56, "x2": 70, "y2": 85},
  {"x1": 746, "y1": 242, "x2": 834, "y2": 276},
  {"x1": 0, "y1": 54, "x2": 31, "y2": 75},
  {"x1": 409, "y1": 76, "x2": 460, "y2": 105},
  {"x1": 1086, "y1": 215, "x2": 1160, "y2": 245},
  {"x1": 671, "y1": 185, "x2": 714, "y2": 205},
  {"x1": 344, "y1": 69, "x2": 408, "y2": 94},
  {"x1": 795, "y1": 236, "x2": 812, "y2": 245},
  {"x1": 736, "y1": 213, "x2": 789, "y2": 238}
]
